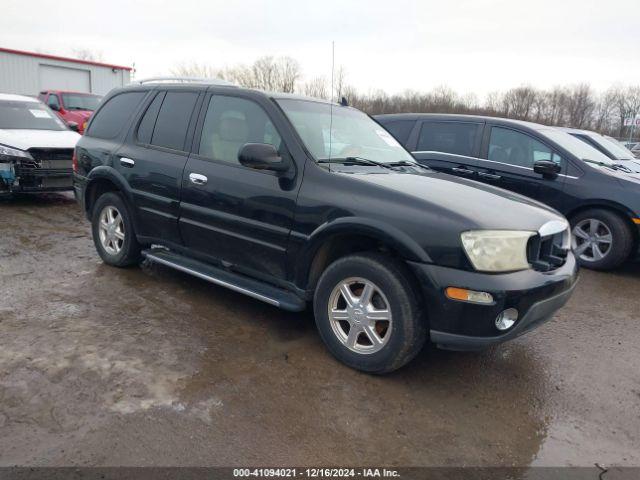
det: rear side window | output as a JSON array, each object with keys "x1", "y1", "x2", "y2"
[
  {"x1": 137, "y1": 92, "x2": 165, "y2": 144},
  {"x1": 381, "y1": 120, "x2": 415, "y2": 146},
  {"x1": 87, "y1": 91, "x2": 146, "y2": 139},
  {"x1": 417, "y1": 122, "x2": 480, "y2": 156},
  {"x1": 150, "y1": 92, "x2": 199, "y2": 151}
]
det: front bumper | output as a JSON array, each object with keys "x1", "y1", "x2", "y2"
[{"x1": 408, "y1": 253, "x2": 579, "y2": 351}]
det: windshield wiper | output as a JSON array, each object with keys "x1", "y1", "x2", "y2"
[
  {"x1": 583, "y1": 158, "x2": 631, "y2": 172},
  {"x1": 318, "y1": 156, "x2": 389, "y2": 168},
  {"x1": 318, "y1": 157, "x2": 425, "y2": 170}
]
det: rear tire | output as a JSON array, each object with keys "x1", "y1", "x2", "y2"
[
  {"x1": 570, "y1": 208, "x2": 633, "y2": 270},
  {"x1": 313, "y1": 252, "x2": 426, "y2": 374},
  {"x1": 91, "y1": 192, "x2": 141, "y2": 267}
]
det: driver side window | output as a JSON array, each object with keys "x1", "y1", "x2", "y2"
[
  {"x1": 198, "y1": 96, "x2": 282, "y2": 165},
  {"x1": 48, "y1": 94, "x2": 60, "y2": 109},
  {"x1": 489, "y1": 127, "x2": 561, "y2": 168}
]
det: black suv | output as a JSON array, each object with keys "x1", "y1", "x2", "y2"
[
  {"x1": 74, "y1": 81, "x2": 578, "y2": 373},
  {"x1": 376, "y1": 114, "x2": 640, "y2": 270}
]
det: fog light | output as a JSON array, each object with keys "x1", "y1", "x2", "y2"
[
  {"x1": 495, "y1": 308, "x2": 518, "y2": 331},
  {"x1": 445, "y1": 287, "x2": 494, "y2": 304}
]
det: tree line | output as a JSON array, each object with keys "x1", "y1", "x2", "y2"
[{"x1": 171, "y1": 56, "x2": 640, "y2": 140}]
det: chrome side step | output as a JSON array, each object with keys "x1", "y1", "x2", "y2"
[{"x1": 141, "y1": 249, "x2": 306, "y2": 312}]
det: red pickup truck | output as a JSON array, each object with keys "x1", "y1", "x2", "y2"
[{"x1": 38, "y1": 90, "x2": 102, "y2": 134}]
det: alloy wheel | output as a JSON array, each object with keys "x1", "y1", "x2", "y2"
[
  {"x1": 327, "y1": 277, "x2": 393, "y2": 354},
  {"x1": 98, "y1": 205, "x2": 125, "y2": 255},
  {"x1": 572, "y1": 218, "x2": 612, "y2": 262}
]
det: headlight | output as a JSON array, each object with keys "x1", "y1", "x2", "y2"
[
  {"x1": 461, "y1": 230, "x2": 535, "y2": 272},
  {"x1": 0, "y1": 144, "x2": 33, "y2": 162}
]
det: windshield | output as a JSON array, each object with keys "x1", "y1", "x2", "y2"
[
  {"x1": 541, "y1": 129, "x2": 615, "y2": 164},
  {"x1": 276, "y1": 99, "x2": 415, "y2": 164},
  {"x1": 0, "y1": 100, "x2": 67, "y2": 131},
  {"x1": 61, "y1": 93, "x2": 102, "y2": 111},
  {"x1": 597, "y1": 135, "x2": 635, "y2": 160}
]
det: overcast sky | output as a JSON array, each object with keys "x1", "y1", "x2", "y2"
[{"x1": 2, "y1": 0, "x2": 639, "y2": 97}]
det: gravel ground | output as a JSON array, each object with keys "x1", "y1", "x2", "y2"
[{"x1": 0, "y1": 193, "x2": 639, "y2": 467}]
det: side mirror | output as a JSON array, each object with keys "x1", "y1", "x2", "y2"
[
  {"x1": 534, "y1": 160, "x2": 561, "y2": 178},
  {"x1": 49, "y1": 104, "x2": 60, "y2": 111},
  {"x1": 238, "y1": 143, "x2": 289, "y2": 173},
  {"x1": 67, "y1": 121, "x2": 79, "y2": 132}
]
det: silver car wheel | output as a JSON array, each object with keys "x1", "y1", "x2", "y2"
[
  {"x1": 98, "y1": 205, "x2": 125, "y2": 256},
  {"x1": 572, "y1": 218, "x2": 612, "y2": 262},
  {"x1": 327, "y1": 277, "x2": 392, "y2": 354}
]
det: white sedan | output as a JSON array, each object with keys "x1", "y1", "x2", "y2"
[{"x1": 0, "y1": 93, "x2": 80, "y2": 195}]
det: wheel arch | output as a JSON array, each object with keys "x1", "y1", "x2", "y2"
[
  {"x1": 566, "y1": 201, "x2": 639, "y2": 254},
  {"x1": 295, "y1": 218, "x2": 431, "y2": 295},
  {"x1": 84, "y1": 167, "x2": 138, "y2": 227}
]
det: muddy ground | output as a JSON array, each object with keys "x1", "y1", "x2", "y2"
[{"x1": 0, "y1": 193, "x2": 639, "y2": 467}]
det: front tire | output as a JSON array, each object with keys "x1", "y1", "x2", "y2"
[
  {"x1": 571, "y1": 208, "x2": 633, "y2": 270},
  {"x1": 91, "y1": 192, "x2": 141, "y2": 267},
  {"x1": 313, "y1": 252, "x2": 426, "y2": 374}
]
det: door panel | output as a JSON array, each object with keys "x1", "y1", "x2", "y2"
[
  {"x1": 114, "y1": 90, "x2": 200, "y2": 245},
  {"x1": 115, "y1": 144, "x2": 188, "y2": 245},
  {"x1": 179, "y1": 94, "x2": 299, "y2": 282},
  {"x1": 477, "y1": 125, "x2": 566, "y2": 209}
]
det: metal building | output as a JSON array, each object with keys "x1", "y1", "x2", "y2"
[{"x1": 0, "y1": 47, "x2": 132, "y2": 96}]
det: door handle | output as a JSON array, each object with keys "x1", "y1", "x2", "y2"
[
  {"x1": 452, "y1": 167, "x2": 475, "y2": 175},
  {"x1": 120, "y1": 157, "x2": 135, "y2": 167},
  {"x1": 189, "y1": 173, "x2": 208, "y2": 185},
  {"x1": 478, "y1": 172, "x2": 502, "y2": 180}
]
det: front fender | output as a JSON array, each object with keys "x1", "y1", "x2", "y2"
[{"x1": 292, "y1": 216, "x2": 432, "y2": 288}]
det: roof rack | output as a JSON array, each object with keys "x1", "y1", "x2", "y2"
[{"x1": 134, "y1": 76, "x2": 236, "y2": 87}]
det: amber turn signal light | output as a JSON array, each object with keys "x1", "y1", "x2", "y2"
[{"x1": 445, "y1": 287, "x2": 494, "y2": 305}]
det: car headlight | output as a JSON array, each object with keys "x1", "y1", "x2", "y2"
[
  {"x1": 0, "y1": 144, "x2": 33, "y2": 162},
  {"x1": 461, "y1": 230, "x2": 535, "y2": 272}
]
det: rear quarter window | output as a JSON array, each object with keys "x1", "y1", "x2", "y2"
[{"x1": 86, "y1": 91, "x2": 146, "y2": 139}]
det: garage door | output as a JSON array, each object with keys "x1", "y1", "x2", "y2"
[{"x1": 38, "y1": 64, "x2": 91, "y2": 92}]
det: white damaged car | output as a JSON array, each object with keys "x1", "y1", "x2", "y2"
[{"x1": 0, "y1": 93, "x2": 80, "y2": 195}]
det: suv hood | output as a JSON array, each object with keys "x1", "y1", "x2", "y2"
[
  {"x1": 0, "y1": 129, "x2": 81, "y2": 151},
  {"x1": 342, "y1": 169, "x2": 565, "y2": 232}
]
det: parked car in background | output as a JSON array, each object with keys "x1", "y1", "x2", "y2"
[
  {"x1": 72, "y1": 81, "x2": 578, "y2": 372},
  {"x1": 622, "y1": 141, "x2": 638, "y2": 150},
  {"x1": 38, "y1": 90, "x2": 102, "y2": 134},
  {"x1": 558, "y1": 127, "x2": 637, "y2": 162},
  {"x1": 631, "y1": 144, "x2": 640, "y2": 159},
  {"x1": 375, "y1": 113, "x2": 640, "y2": 270},
  {"x1": 0, "y1": 93, "x2": 80, "y2": 195}
]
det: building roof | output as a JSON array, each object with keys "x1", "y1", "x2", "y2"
[
  {"x1": 0, "y1": 92, "x2": 39, "y2": 103},
  {"x1": 0, "y1": 47, "x2": 132, "y2": 71}
]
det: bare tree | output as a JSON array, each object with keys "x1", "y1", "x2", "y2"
[
  {"x1": 565, "y1": 84, "x2": 596, "y2": 129},
  {"x1": 593, "y1": 88, "x2": 618, "y2": 134},
  {"x1": 170, "y1": 62, "x2": 220, "y2": 78},
  {"x1": 168, "y1": 54, "x2": 640, "y2": 139},
  {"x1": 278, "y1": 57, "x2": 301, "y2": 93},
  {"x1": 302, "y1": 77, "x2": 329, "y2": 99}
]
